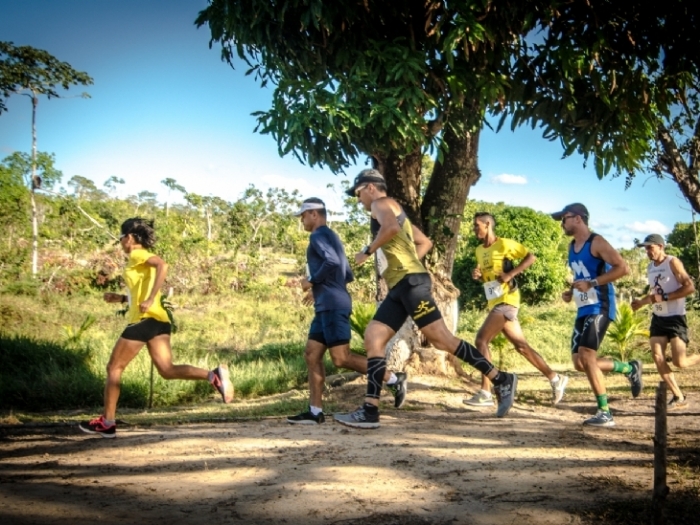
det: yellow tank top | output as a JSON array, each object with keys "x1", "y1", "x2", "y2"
[
  {"x1": 123, "y1": 248, "x2": 170, "y2": 325},
  {"x1": 370, "y1": 209, "x2": 427, "y2": 289},
  {"x1": 474, "y1": 237, "x2": 529, "y2": 309}
]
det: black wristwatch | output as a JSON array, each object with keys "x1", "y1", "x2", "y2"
[
  {"x1": 662, "y1": 292, "x2": 669, "y2": 302},
  {"x1": 363, "y1": 245, "x2": 373, "y2": 256}
]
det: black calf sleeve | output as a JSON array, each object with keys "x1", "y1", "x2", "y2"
[
  {"x1": 366, "y1": 357, "x2": 386, "y2": 400},
  {"x1": 454, "y1": 340, "x2": 494, "y2": 377}
]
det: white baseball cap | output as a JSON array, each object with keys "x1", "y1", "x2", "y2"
[{"x1": 293, "y1": 201, "x2": 326, "y2": 216}]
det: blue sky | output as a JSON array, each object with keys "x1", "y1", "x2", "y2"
[{"x1": 0, "y1": 0, "x2": 692, "y2": 249}]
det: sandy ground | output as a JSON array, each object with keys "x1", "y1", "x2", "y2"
[{"x1": 2, "y1": 373, "x2": 699, "y2": 525}]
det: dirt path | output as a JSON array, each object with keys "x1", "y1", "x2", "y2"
[{"x1": 1, "y1": 375, "x2": 699, "y2": 525}]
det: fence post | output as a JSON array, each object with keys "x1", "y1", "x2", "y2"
[{"x1": 651, "y1": 381, "x2": 668, "y2": 525}]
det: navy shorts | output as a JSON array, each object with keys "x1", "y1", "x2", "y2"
[
  {"x1": 121, "y1": 318, "x2": 172, "y2": 343},
  {"x1": 373, "y1": 273, "x2": 443, "y2": 332},
  {"x1": 571, "y1": 314, "x2": 610, "y2": 353},
  {"x1": 308, "y1": 309, "x2": 351, "y2": 348},
  {"x1": 650, "y1": 314, "x2": 689, "y2": 344}
]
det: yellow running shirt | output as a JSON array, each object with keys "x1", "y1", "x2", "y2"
[
  {"x1": 123, "y1": 248, "x2": 170, "y2": 325},
  {"x1": 474, "y1": 238, "x2": 529, "y2": 309}
]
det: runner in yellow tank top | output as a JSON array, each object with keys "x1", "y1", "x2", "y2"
[{"x1": 333, "y1": 169, "x2": 518, "y2": 429}]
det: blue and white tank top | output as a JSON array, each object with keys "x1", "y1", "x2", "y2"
[{"x1": 568, "y1": 233, "x2": 616, "y2": 321}]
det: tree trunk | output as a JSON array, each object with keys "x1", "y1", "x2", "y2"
[
  {"x1": 370, "y1": 111, "x2": 483, "y2": 377},
  {"x1": 657, "y1": 124, "x2": 700, "y2": 214},
  {"x1": 31, "y1": 91, "x2": 38, "y2": 277}
]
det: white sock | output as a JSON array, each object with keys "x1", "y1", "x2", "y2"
[
  {"x1": 386, "y1": 372, "x2": 398, "y2": 385},
  {"x1": 550, "y1": 374, "x2": 560, "y2": 384},
  {"x1": 480, "y1": 389, "x2": 492, "y2": 398},
  {"x1": 309, "y1": 405, "x2": 323, "y2": 416}
]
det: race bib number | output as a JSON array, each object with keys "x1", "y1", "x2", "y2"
[
  {"x1": 652, "y1": 301, "x2": 669, "y2": 316},
  {"x1": 574, "y1": 287, "x2": 599, "y2": 308},
  {"x1": 376, "y1": 248, "x2": 388, "y2": 275},
  {"x1": 483, "y1": 280, "x2": 504, "y2": 301}
]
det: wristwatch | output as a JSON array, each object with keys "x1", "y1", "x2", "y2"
[
  {"x1": 662, "y1": 292, "x2": 669, "y2": 301},
  {"x1": 363, "y1": 245, "x2": 373, "y2": 256},
  {"x1": 589, "y1": 278, "x2": 599, "y2": 288}
]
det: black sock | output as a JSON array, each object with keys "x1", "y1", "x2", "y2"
[
  {"x1": 453, "y1": 340, "x2": 494, "y2": 377},
  {"x1": 491, "y1": 372, "x2": 507, "y2": 386},
  {"x1": 366, "y1": 357, "x2": 385, "y2": 400},
  {"x1": 363, "y1": 402, "x2": 379, "y2": 414}
]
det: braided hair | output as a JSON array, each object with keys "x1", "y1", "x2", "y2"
[{"x1": 121, "y1": 218, "x2": 156, "y2": 248}]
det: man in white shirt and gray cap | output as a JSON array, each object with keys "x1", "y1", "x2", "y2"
[{"x1": 632, "y1": 233, "x2": 698, "y2": 409}]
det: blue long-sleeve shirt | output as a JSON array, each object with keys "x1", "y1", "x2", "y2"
[{"x1": 307, "y1": 225, "x2": 353, "y2": 312}]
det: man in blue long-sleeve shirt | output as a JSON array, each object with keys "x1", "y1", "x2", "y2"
[{"x1": 287, "y1": 198, "x2": 407, "y2": 425}]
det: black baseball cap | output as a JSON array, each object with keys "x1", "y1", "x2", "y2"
[
  {"x1": 345, "y1": 169, "x2": 386, "y2": 196},
  {"x1": 551, "y1": 203, "x2": 589, "y2": 220}
]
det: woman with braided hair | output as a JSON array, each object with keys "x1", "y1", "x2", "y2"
[{"x1": 79, "y1": 218, "x2": 233, "y2": 438}]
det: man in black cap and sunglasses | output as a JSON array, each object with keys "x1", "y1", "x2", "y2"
[
  {"x1": 334, "y1": 169, "x2": 518, "y2": 428},
  {"x1": 552, "y1": 203, "x2": 641, "y2": 427},
  {"x1": 632, "y1": 234, "x2": 698, "y2": 409}
]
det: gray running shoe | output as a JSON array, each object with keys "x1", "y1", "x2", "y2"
[
  {"x1": 333, "y1": 406, "x2": 380, "y2": 429},
  {"x1": 626, "y1": 360, "x2": 643, "y2": 398},
  {"x1": 493, "y1": 373, "x2": 518, "y2": 418},
  {"x1": 551, "y1": 374, "x2": 569, "y2": 405},
  {"x1": 668, "y1": 396, "x2": 688, "y2": 410},
  {"x1": 210, "y1": 365, "x2": 234, "y2": 403},
  {"x1": 463, "y1": 390, "x2": 495, "y2": 407},
  {"x1": 386, "y1": 372, "x2": 408, "y2": 408},
  {"x1": 287, "y1": 409, "x2": 325, "y2": 425},
  {"x1": 583, "y1": 410, "x2": 615, "y2": 427}
]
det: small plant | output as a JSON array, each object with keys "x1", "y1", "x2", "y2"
[
  {"x1": 350, "y1": 303, "x2": 377, "y2": 338},
  {"x1": 607, "y1": 302, "x2": 649, "y2": 361},
  {"x1": 63, "y1": 314, "x2": 96, "y2": 344}
]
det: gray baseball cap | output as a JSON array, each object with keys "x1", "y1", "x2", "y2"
[
  {"x1": 636, "y1": 234, "x2": 665, "y2": 247},
  {"x1": 345, "y1": 169, "x2": 386, "y2": 196},
  {"x1": 551, "y1": 203, "x2": 589, "y2": 220}
]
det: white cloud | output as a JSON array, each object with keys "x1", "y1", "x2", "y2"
[
  {"x1": 623, "y1": 220, "x2": 670, "y2": 234},
  {"x1": 490, "y1": 173, "x2": 527, "y2": 185}
]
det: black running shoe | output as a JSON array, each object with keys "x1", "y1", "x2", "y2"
[
  {"x1": 78, "y1": 416, "x2": 116, "y2": 438},
  {"x1": 494, "y1": 373, "x2": 518, "y2": 418},
  {"x1": 626, "y1": 360, "x2": 643, "y2": 398},
  {"x1": 287, "y1": 410, "x2": 325, "y2": 425},
  {"x1": 386, "y1": 372, "x2": 408, "y2": 408}
]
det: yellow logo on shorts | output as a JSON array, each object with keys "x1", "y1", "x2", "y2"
[{"x1": 413, "y1": 300, "x2": 436, "y2": 320}]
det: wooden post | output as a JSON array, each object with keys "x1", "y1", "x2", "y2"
[{"x1": 651, "y1": 381, "x2": 668, "y2": 525}]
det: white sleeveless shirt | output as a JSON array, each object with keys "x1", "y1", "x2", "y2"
[{"x1": 647, "y1": 256, "x2": 685, "y2": 317}]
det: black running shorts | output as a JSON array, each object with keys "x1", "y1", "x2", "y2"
[
  {"x1": 120, "y1": 318, "x2": 172, "y2": 343},
  {"x1": 373, "y1": 273, "x2": 443, "y2": 332},
  {"x1": 650, "y1": 314, "x2": 689, "y2": 344},
  {"x1": 571, "y1": 314, "x2": 610, "y2": 353}
]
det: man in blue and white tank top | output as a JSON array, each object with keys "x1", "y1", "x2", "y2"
[
  {"x1": 632, "y1": 234, "x2": 698, "y2": 409},
  {"x1": 551, "y1": 203, "x2": 642, "y2": 427}
]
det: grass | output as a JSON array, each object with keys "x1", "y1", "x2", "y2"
[{"x1": 3, "y1": 288, "x2": 700, "y2": 419}]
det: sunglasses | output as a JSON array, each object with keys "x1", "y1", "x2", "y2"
[
  {"x1": 561, "y1": 214, "x2": 577, "y2": 223},
  {"x1": 354, "y1": 185, "x2": 367, "y2": 197}
]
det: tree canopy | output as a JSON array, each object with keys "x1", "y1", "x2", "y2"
[
  {"x1": 0, "y1": 41, "x2": 93, "y2": 115},
  {"x1": 503, "y1": 2, "x2": 700, "y2": 210}
]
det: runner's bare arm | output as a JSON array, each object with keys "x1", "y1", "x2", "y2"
[
  {"x1": 411, "y1": 224, "x2": 433, "y2": 259},
  {"x1": 668, "y1": 257, "x2": 695, "y2": 300},
  {"x1": 355, "y1": 198, "x2": 401, "y2": 265},
  {"x1": 140, "y1": 255, "x2": 169, "y2": 312},
  {"x1": 573, "y1": 235, "x2": 629, "y2": 292},
  {"x1": 498, "y1": 252, "x2": 536, "y2": 284}
]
